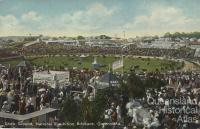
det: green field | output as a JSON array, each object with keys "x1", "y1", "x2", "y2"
[{"x1": 1, "y1": 55, "x2": 184, "y2": 72}]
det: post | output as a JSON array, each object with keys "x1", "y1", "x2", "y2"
[
  {"x1": 121, "y1": 41, "x2": 124, "y2": 76},
  {"x1": 121, "y1": 55, "x2": 124, "y2": 76},
  {"x1": 108, "y1": 64, "x2": 111, "y2": 72},
  {"x1": 19, "y1": 67, "x2": 23, "y2": 91},
  {"x1": 108, "y1": 64, "x2": 111, "y2": 88}
]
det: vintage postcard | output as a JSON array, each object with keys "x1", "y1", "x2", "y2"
[{"x1": 0, "y1": 0, "x2": 200, "y2": 128}]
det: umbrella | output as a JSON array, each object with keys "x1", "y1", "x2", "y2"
[
  {"x1": 7, "y1": 90, "x2": 14, "y2": 96},
  {"x1": 150, "y1": 120, "x2": 161, "y2": 128},
  {"x1": 180, "y1": 88, "x2": 186, "y2": 93},
  {"x1": 126, "y1": 102, "x2": 134, "y2": 109},
  {"x1": 26, "y1": 77, "x2": 32, "y2": 81},
  {"x1": 135, "y1": 108, "x2": 151, "y2": 125},
  {"x1": 127, "y1": 108, "x2": 133, "y2": 116},
  {"x1": 165, "y1": 85, "x2": 175, "y2": 89},
  {"x1": 38, "y1": 88, "x2": 46, "y2": 92},
  {"x1": 132, "y1": 100, "x2": 141, "y2": 107},
  {"x1": 80, "y1": 54, "x2": 87, "y2": 58},
  {"x1": 194, "y1": 88, "x2": 200, "y2": 94}
]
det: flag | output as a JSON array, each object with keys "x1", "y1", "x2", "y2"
[{"x1": 112, "y1": 59, "x2": 123, "y2": 70}]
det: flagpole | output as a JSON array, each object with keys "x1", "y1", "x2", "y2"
[
  {"x1": 121, "y1": 30, "x2": 125, "y2": 76},
  {"x1": 108, "y1": 63, "x2": 111, "y2": 72},
  {"x1": 111, "y1": 62, "x2": 114, "y2": 73},
  {"x1": 122, "y1": 54, "x2": 124, "y2": 76},
  {"x1": 108, "y1": 63, "x2": 111, "y2": 88},
  {"x1": 121, "y1": 55, "x2": 124, "y2": 76},
  {"x1": 19, "y1": 66, "x2": 22, "y2": 91}
]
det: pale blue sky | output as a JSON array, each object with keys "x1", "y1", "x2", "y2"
[{"x1": 0, "y1": 0, "x2": 200, "y2": 37}]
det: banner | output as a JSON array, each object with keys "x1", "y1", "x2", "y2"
[
  {"x1": 33, "y1": 71, "x2": 70, "y2": 88},
  {"x1": 112, "y1": 59, "x2": 123, "y2": 70}
]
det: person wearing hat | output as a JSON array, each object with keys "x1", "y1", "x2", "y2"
[
  {"x1": 19, "y1": 99, "x2": 26, "y2": 114},
  {"x1": 26, "y1": 102, "x2": 34, "y2": 113},
  {"x1": 36, "y1": 94, "x2": 41, "y2": 110},
  {"x1": 40, "y1": 102, "x2": 46, "y2": 110},
  {"x1": 1, "y1": 101, "x2": 9, "y2": 112},
  {"x1": 111, "y1": 108, "x2": 118, "y2": 123},
  {"x1": 10, "y1": 101, "x2": 17, "y2": 113},
  {"x1": 51, "y1": 97, "x2": 59, "y2": 109}
]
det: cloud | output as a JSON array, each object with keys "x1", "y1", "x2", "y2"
[
  {"x1": 60, "y1": 2, "x2": 116, "y2": 30},
  {"x1": 86, "y1": 2, "x2": 115, "y2": 16},
  {"x1": 0, "y1": 15, "x2": 23, "y2": 35},
  {"x1": 124, "y1": 6, "x2": 198, "y2": 35},
  {"x1": 22, "y1": 11, "x2": 42, "y2": 22},
  {"x1": 1, "y1": 2, "x2": 199, "y2": 37},
  {"x1": 0, "y1": 3, "x2": 117, "y2": 36},
  {"x1": 34, "y1": 2, "x2": 117, "y2": 36},
  {"x1": 1, "y1": 0, "x2": 200, "y2": 37},
  {"x1": 0, "y1": 14, "x2": 39, "y2": 36},
  {"x1": 0, "y1": 15, "x2": 19, "y2": 27}
]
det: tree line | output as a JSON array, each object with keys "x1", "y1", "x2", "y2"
[{"x1": 164, "y1": 32, "x2": 200, "y2": 39}]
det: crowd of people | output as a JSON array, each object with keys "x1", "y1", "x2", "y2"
[
  {"x1": 0, "y1": 62, "x2": 107, "y2": 115},
  {"x1": 63, "y1": 71, "x2": 200, "y2": 129},
  {"x1": 117, "y1": 72, "x2": 200, "y2": 129},
  {"x1": 24, "y1": 43, "x2": 195, "y2": 60},
  {"x1": 0, "y1": 65, "x2": 93, "y2": 116},
  {"x1": 0, "y1": 58, "x2": 200, "y2": 128},
  {"x1": 0, "y1": 48, "x2": 19, "y2": 58}
]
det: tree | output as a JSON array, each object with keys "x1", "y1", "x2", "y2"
[
  {"x1": 126, "y1": 72, "x2": 145, "y2": 98},
  {"x1": 77, "y1": 35, "x2": 85, "y2": 40},
  {"x1": 52, "y1": 37, "x2": 58, "y2": 40},
  {"x1": 59, "y1": 97, "x2": 83, "y2": 122},
  {"x1": 82, "y1": 98, "x2": 92, "y2": 122},
  {"x1": 144, "y1": 77, "x2": 166, "y2": 89},
  {"x1": 164, "y1": 32, "x2": 172, "y2": 38},
  {"x1": 181, "y1": 32, "x2": 186, "y2": 38},
  {"x1": 23, "y1": 37, "x2": 38, "y2": 41},
  {"x1": 173, "y1": 32, "x2": 181, "y2": 38},
  {"x1": 90, "y1": 89, "x2": 109, "y2": 123},
  {"x1": 96, "y1": 35, "x2": 111, "y2": 39},
  {"x1": 153, "y1": 35, "x2": 159, "y2": 39},
  {"x1": 164, "y1": 31, "x2": 200, "y2": 39},
  {"x1": 118, "y1": 80, "x2": 129, "y2": 95}
]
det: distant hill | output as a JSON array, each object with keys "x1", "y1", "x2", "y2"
[{"x1": 0, "y1": 36, "x2": 39, "y2": 42}]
